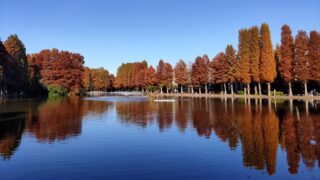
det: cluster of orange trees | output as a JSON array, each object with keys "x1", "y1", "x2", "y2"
[
  {"x1": 113, "y1": 23, "x2": 320, "y2": 96},
  {"x1": 0, "y1": 34, "x2": 114, "y2": 97},
  {"x1": 0, "y1": 23, "x2": 319, "y2": 97},
  {"x1": 0, "y1": 35, "x2": 86, "y2": 97}
]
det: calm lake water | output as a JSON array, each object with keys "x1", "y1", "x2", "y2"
[{"x1": 1, "y1": 97, "x2": 320, "y2": 179}]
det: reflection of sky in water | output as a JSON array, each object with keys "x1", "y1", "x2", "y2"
[{"x1": 0, "y1": 98, "x2": 320, "y2": 179}]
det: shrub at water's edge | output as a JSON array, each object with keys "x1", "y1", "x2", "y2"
[{"x1": 47, "y1": 85, "x2": 68, "y2": 99}]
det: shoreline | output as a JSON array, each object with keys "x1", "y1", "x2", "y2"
[{"x1": 148, "y1": 93, "x2": 320, "y2": 101}]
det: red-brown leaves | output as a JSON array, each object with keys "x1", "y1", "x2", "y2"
[
  {"x1": 211, "y1": 52, "x2": 229, "y2": 84},
  {"x1": 279, "y1": 25, "x2": 294, "y2": 83},
  {"x1": 156, "y1": 60, "x2": 173, "y2": 88},
  {"x1": 294, "y1": 31, "x2": 310, "y2": 83},
  {"x1": 191, "y1": 55, "x2": 209, "y2": 86},
  {"x1": 145, "y1": 66, "x2": 157, "y2": 86},
  {"x1": 174, "y1": 60, "x2": 188, "y2": 86},
  {"x1": 33, "y1": 49, "x2": 84, "y2": 94},
  {"x1": 309, "y1": 31, "x2": 320, "y2": 82}
]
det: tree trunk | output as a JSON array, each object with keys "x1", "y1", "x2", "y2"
[
  {"x1": 191, "y1": 86, "x2": 194, "y2": 94},
  {"x1": 258, "y1": 82, "x2": 261, "y2": 96},
  {"x1": 199, "y1": 86, "x2": 201, "y2": 94},
  {"x1": 221, "y1": 84, "x2": 223, "y2": 94},
  {"x1": 244, "y1": 87, "x2": 247, "y2": 96},
  {"x1": 288, "y1": 82, "x2": 293, "y2": 96},
  {"x1": 267, "y1": 83, "x2": 271, "y2": 96},
  {"x1": 247, "y1": 84, "x2": 250, "y2": 95},
  {"x1": 231, "y1": 83, "x2": 234, "y2": 95},
  {"x1": 166, "y1": 87, "x2": 169, "y2": 94},
  {"x1": 160, "y1": 86, "x2": 163, "y2": 94},
  {"x1": 224, "y1": 83, "x2": 227, "y2": 95},
  {"x1": 304, "y1": 81, "x2": 308, "y2": 96},
  {"x1": 205, "y1": 84, "x2": 208, "y2": 94},
  {"x1": 180, "y1": 85, "x2": 183, "y2": 93},
  {"x1": 254, "y1": 85, "x2": 257, "y2": 95}
]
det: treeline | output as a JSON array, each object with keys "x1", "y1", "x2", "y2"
[
  {"x1": 1, "y1": 23, "x2": 319, "y2": 97},
  {"x1": 0, "y1": 35, "x2": 114, "y2": 97},
  {"x1": 113, "y1": 23, "x2": 320, "y2": 96}
]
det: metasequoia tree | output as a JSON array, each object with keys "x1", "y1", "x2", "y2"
[
  {"x1": 236, "y1": 29, "x2": 251, "y2": 95},
  {"x1": 35, "y1": 49, "x2": 84, "y2": 94},
  {"x1": 225, "y1": 45, "x2": 237, "y2": 95},
  {"x1": 83, "y1": 67, "x2": 93, "y2": 91},
  {"x1": 211, "y1": 52, "x2": 230, "y2": 94},
  {"x1": 260, "y1": 23, "x2": 276, "y2": 96},
  {"x1": 91, "y1": 67, "x2": 111, "y2": 91},
  {"x1": 163, "y1": 62, "x2": 173, "y2": 93},
  {"x1": 156, "y1": 60, "x2": 173, "y2": 93},
  {"x1": 309, "y1": 31, "x2": 320, "y2": 83},
  {"x1": 191, "y1": 55, "x2": 209, "y2": 94},
  {"x1": 114, "y1": 61, "x2": 146, "y2": 90},
  {"x1": 279, "y1": 25, "x2": 294, "y2": 96},
  {"x1": 249, "y1": 26, "x2": 261, "y2": 95},
  {"x1": 156, "y1": 60, "x2": 166, "y2": 93},
  {"x1": 144, "y1": 66, "x2": 157, "y2": 90},
  {"x1": 294, "y1": 31, "x2": 310, "y2": 96},
  {"x1": 174, "y1": 60, "x2": 188, "y2": 93}
]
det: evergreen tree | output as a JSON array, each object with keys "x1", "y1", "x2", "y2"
[{"x1": 260, "y1": 23, "x2": 276, "y2": 96}]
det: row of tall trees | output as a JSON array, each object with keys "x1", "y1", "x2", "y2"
[
  {"x1": 113, "y1": 61, "x2": 148, "y2": 90},
  {"x1": 1, "y1": 23, "x2": 319, "y2": 97},
  {"x1": 279, "y1": 25, "x2": 320, "y2": 96},
  {"x1": 82, "y1": 67, "x2": 114, "y2": 92},
  {"x1": 112, "y1": 23, "x2": 320, "y2": 96}
]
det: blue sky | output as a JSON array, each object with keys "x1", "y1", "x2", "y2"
[{"x1": 1, "y1": 0, "x2": 319, "y2": 74}]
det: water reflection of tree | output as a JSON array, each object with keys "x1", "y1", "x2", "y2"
[
  {"x1": 0, "y1": 98, "x2": 111, "y2": 158},
  {"x1": 26, "y1": 98, "x2": 111, "y2": 142},
  {"x1": 62, "y1": 98, "x2": 320, "y2": 175},
  {"x1": 0, "y1": 99, "x2": 36, "y2": 160},
  {"x1": 25, "y1": 98, "x2": 83, "y2": 142},
  {"x1": 0, "y1": 118, "x2": 25, "y2": 160},
  {"x1": 186, "y1": 98, "x2": 280, "y2": 175},
  {"x1": 115, "y1": 101, "x2": 156, "y2": 128}
]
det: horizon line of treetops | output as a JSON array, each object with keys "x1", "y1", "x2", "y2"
[{"x1": 0, "y1": 23, "x2": 319, "y2": 98}]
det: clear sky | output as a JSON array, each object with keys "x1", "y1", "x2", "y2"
[{"x1": 1, "y1": 0, "x2": 319, "y2": 74}]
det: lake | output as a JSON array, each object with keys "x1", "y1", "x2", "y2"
[{"x1": 0, "y1": 97, "x2": 320, "y2": 179}]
